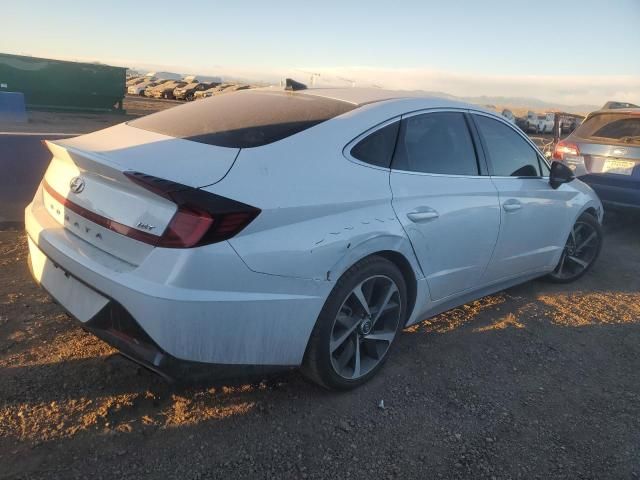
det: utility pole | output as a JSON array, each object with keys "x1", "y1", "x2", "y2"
[{"x1": 297, "y1": 70, "x2": 321, "y2": 86}]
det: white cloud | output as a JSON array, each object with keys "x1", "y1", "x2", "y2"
[{"x1": 294, "y1": 67, "x2": 640, "y2": 107}]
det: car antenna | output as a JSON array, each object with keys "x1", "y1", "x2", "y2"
[{"x1": 285, "y1": 78, "x2": 307, "y2": 91}]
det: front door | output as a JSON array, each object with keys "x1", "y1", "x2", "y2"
[
  {"x1": 472, "y1": 113, "x2": 571, "y2": 281},
  {"x1": 390, "y1": 111, "x2": 501, "y2": 301}
]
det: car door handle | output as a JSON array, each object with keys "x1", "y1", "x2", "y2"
[
  {"x1": 407, "y1": 208, "x2": 439, "y2": 223},
  {"x1": 503, "y1": 200, "x2": 522, "y2": 212}
]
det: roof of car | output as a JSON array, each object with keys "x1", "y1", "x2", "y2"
[
  {"x1": 297, "y1": 87, "x2": 424, "y2": 105},
  {"x1": 591, "y1": 108, "x2": 640, "y2": 115},
  {"x1": 298, "y1": 87, "x2": 459, "y2": 106},
  {"x1": 250, "y1": 86, "x2": 479, "y2": 112}
]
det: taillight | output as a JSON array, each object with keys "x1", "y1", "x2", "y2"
[
  {"x1": 553, "y1": 141, "x2": 579, "y2": 160},
  {"x1": 124, "y1": 171, "x2": 260, "y2": 248}
]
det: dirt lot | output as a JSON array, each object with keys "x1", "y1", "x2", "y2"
[{"x1": 1, "y1": 208, "x2": 639, "y2": 479}]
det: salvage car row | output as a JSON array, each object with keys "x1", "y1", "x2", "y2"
[
  {"x1": 500, "y1": 102, "x2": 639, "y2": 136},
  {"x1": 499, "y1": 108, "x2": 581, "y2": 134},
  {"x1": 126, "y1": 75, "x2": 252, "y2": 101}
]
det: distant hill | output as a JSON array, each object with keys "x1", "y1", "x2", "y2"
[
  {"x1": 402, "y1": 91, "x2": 597, "y2": 115},
  {"x1": 321, "y1": 87, "x2": 598, "y2": 116},
  {"x1": 459, "y1": 95, "x2": 598, "y2": 115}
]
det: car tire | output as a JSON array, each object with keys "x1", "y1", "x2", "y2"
[
  {"x1": 302, "y1": 255, "x2": 407, "y2": 390},
  {"x1": 545, "y1": 212, "x2": 603, "y2": 284}
]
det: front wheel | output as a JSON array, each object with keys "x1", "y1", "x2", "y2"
[
  {"x1": 545, "y1": 212, "x2": 602, "y2": 283},
  {"x1": 302, "y1": 256, "x2": 407, "y2": 390}
]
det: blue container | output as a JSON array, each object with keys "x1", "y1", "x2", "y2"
[{"x1": 0, "y1": 91, "x2": 27, "y2": 122}]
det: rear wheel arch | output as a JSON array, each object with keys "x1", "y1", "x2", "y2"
[
  {"x1": 303, "y1": 247, "x2": 419, "y2": 363},
  {"x1": 327, "y1": 244, "x2": 422, "y2": 320},
  {"x1": 326, "y1": 236, "x2": 421, "y2": 320},
  {"x1": 374, "y1": 250, "x2": 417, "y2": 325}
]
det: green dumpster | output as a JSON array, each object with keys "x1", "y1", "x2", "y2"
[{"x1": 0, "y1": 53, "x2": 126, "y2": 113}]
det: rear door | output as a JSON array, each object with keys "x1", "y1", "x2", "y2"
[
  {"x1": 471, "y1": 113, "x2": 571, "y2": 281},
  {"x1": 390, "y1": 110, "x2": 500, "y2": 301}
]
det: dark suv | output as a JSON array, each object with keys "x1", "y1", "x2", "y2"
[{"x1": 554, "y1": 108, "x2": 640, "y2": 208}]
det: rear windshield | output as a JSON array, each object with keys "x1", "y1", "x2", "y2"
[
  {"x1": 574, "y1": 112, "x2": 640, "y2": 144},
  {"x1": 129, "y1": 90, "x2": 356, "y2": 148}
]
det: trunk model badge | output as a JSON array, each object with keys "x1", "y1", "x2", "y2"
[
  {"x1": 612, "y1": 148, "x2": 627, "y2": 156},
  {"x1": 137, "y1": 222, "x2": 156, "y2": 231},
  {"x1": 69, "y1": 176, "x2": 85, "y2": 194}
]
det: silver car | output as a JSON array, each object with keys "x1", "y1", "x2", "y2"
[{"x1": 554, "y1": 108, "x2": 640, "y2": 209}]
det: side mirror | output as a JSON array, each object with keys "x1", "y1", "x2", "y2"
[{"x1": 549, "y1": 161, "x2": 575, "y2": 189}]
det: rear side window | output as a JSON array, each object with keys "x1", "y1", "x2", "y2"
[
  {"x1": 392, "y1": 112, "x2": 479, "y2": 175},
  {"x1": 129, "y1": 91, "x2": 356, "y2": 148},
  {"x1": 574, "y1": 113, "x2": 640, "y2": 144},
  {"x1": 474, "y1": 115, "x2": 542, "y2": 177},
  {"x1": 350, "y1": 121, "x2": 400, "y2": 168}
]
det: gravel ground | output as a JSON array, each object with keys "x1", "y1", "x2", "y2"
[{"x1": 1, "y1": 209, "x2": 639, "y2": 479}]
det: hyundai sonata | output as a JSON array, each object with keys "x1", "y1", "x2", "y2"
[{"x1": 26, "y1": 87, "x2": 603, "y2": 389}]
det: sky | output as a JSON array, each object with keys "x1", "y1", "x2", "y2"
[{"x1": 3, "y1": 0, "x2": 639, "y2": 106}]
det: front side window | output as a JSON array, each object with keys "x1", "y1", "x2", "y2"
[
  {"x1": 474, "y1": 115, "x2": 541, "y2": 177},
  {"x1": 350, "y1": 121, "x2": 400, "y2": 168},
  {"x1": 392, "y1": 112, "x2": 479, "y2": 175}
]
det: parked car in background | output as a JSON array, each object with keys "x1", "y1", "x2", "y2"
[
  {"x1": 554, "y1": 108, "x2": 640, "y2": 209},
  {"x1": 128, "y1": 78, "x2": 161, "y2": 96},
  {"x1": 216, "y1": 84, "x2": 250, "y2": 95},
  {"x1": 174, "y1": 81, "x2": 220, "y2": 101},
  {"x1": 560, "y1": 115, "x2": 583, "y2": 134},
  {"x1": 525, "y1": 112, "x2": 539, "y2": 133},
  {"x1": 515, "y1": 116, "x2": 529, "y2": 131},
  {"x1": 172, "y1": 79, "x2": 199, "y2": 100},
  {"x1": 126, "y1": 76, "x2": 145, "y2": 87},
  {"x1": 194, "y1": 83, "x2": 234, "y2": 100},
  {"x1": 526, "y1": 112, "x2": 554, "y2": 134},
  {"x1": 200, "y1": 83, "x2": 250, "y2": 99},
  {"x1": 148, "y1": 80, "x2": 187, "y2": 99},
  {"x1": 26, "y1": 88, "x2": 603, "y2": 390},
  {"x1": 501, "y1": 109, "x2": 516, "y2": 125},
  {"x1": 144, "y1": 82, "x2": 166, "y2": 97}
]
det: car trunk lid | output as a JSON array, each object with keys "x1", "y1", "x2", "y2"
[
  {"x1": 40, "y1": 123, "x2": 239, "y2": 264},
  {"x1": 571, "y1": 139, "x2": 640, "y2": 176}
]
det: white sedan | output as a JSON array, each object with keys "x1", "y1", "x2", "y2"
[{"x1": 26, "y1": 87, "x2": 603, "y2": 389}]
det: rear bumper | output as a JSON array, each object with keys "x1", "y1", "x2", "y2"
[
  {"x1": 28, "y1": 257, "x2": 287, "y2": 381},
  {"x1": 25, "y1": 193, "x2": 330, "y2": 368}
]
